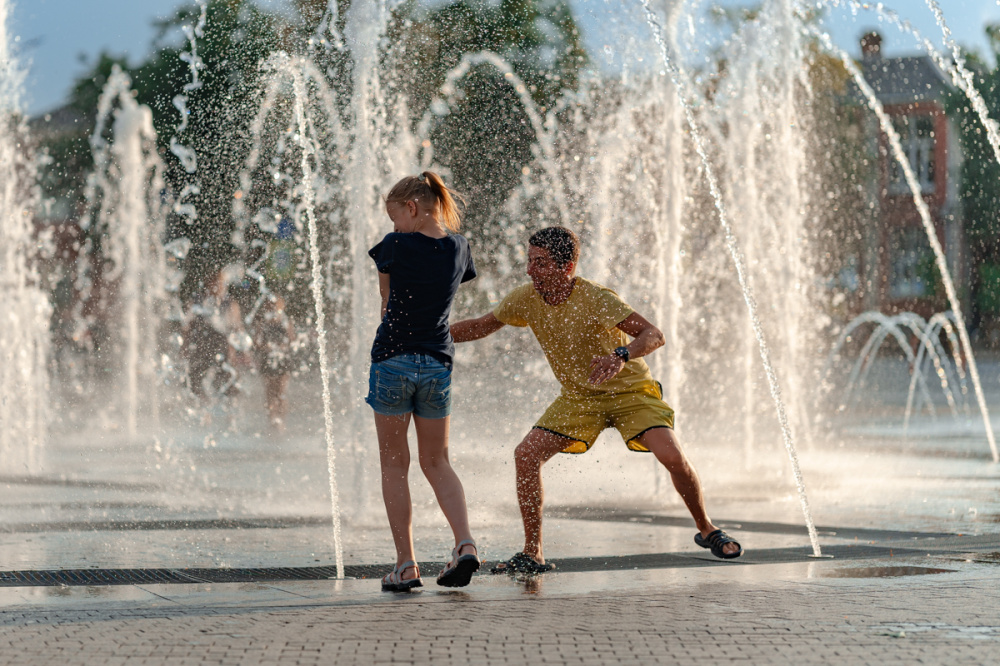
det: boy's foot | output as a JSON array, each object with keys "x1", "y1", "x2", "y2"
[
  {"x1": 694, "y1": 529, "x2": 743, "y2": 559},
  {"x1": 490, "y1": 552, "x2": 556, "y2": 575}
]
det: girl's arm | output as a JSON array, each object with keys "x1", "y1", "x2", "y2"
[
  {"x1": 451, "y1": 313, "x2": 505, "y2": 343},
  {"x1": 378, "y1": 272, "x2": 390, "y2": 319}
]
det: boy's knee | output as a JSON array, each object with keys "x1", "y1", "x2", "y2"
[
  {"x1": 514, "y1": 438, "x2": 543, "y2": 468},
  {"x1": 659, "y1": 453, "x2": 685, "y2": 472},
  {"x1": 652, "y1": 441, "x2": 686, "y2": 470}
]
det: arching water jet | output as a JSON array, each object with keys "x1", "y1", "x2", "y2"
[
  {"x1": 814, "y1": 27, "x2": 999, "y2": 462},
  {"x1": 640, "y1": 0, "x2": 824, "y2": 556}
]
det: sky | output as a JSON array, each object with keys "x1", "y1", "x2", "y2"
[{"x1": 9, "y1": 0, "x2": 1000, "y2": 115}]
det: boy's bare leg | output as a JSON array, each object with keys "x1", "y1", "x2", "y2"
[
  {"x1": 374, "y1": 412, "x2": 419, "y2": 577},
  {"x1": 637, "y1": 427, "x2": 740, "y2": 556},
  {"x1": 513, "y1": 428, "x2": 575, "y2": 563}
]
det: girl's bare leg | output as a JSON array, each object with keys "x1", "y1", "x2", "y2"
[
  {"x1": 413, "y1": 415, "x2": 475, "y2": 557},
  {"x1": 374, "y1": 412, "x2": 418, "y2": 576}
]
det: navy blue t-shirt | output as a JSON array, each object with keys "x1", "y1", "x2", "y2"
[{"x1": 368, "y1": 232, "x2": 476, "y2": 367}]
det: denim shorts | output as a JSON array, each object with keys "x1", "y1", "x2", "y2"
[{"x1": 366, "y1": 353, "x2": 452, "y2": 419}]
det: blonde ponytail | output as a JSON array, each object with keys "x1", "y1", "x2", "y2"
[{"x1": 385, "y1": 171, "x2": 465, "y2": 232}]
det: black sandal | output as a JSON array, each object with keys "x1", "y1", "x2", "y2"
[
  {"x1": 490, "y1": 552, "x2": 556, "y2": 575},
  {"x1": 437, "y1": 539, "x2": 480, "y2": 588},
  {"x1": 694, "y1": 529, "x2": 743, "y2": 559}
]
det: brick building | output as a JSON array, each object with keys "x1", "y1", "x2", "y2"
[{"x1": 852, "y1": 32, "x2": 967, "y2": 320}]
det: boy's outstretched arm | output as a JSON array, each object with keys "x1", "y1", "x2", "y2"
[
  {"x1": 615, "y1": 312, "x2": 666, "y2": 359},
  {"x1": 451, "y1": 313, "x2": 505, "y2": 343},
  {"x1": 589, "y1": 312, "x2": 666, "y2": 386}
]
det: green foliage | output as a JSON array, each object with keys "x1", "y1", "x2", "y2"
[
  {"x1": 944, "y1": 26, "x2": 1000, "y2": 317},
  {"x1": 946, "y1": 70, "x2": 1000, "y2": 263},
  {"x1": 977, "y1": 263, "x2": 1000, "y2": 314},
  {"x1": 805, "y1": 43, "x2": 878, "y2": 303},
  {"x1": 394, "y1": 0, "x2": 587, "y2": 247},
  {"x1": 48, "y1": 1, "x2": 283, "y2": 300},
  {"x1": 39, "y1": 0, "x2": 586, "y2": 309}
]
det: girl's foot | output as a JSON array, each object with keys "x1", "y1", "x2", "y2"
[
  {"x1": 437, "y1": 539, "x2": 480, "y2": 588},
  {"x1": 382, "y1": 560, "x2": 423, "y2": 592}
]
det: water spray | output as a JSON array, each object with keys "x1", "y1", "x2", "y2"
[
  {"x1": 640, "y1": 0, "x2": 825, "y2": 556},
  {"x1": 812, "y1": 26, "x2": 999, "y2": 463}
]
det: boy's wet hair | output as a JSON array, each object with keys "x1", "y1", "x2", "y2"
[
  {"x1": 529, "y1": 226, "x2": 580, "y2": 269},
  {"x1": 385, "y1": 171, "x2": 465, "y2": 232}
]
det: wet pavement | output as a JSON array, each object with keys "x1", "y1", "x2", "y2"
[
  {"x1": 1, "y1": 504, "x2": 999, "y2": 664},
  {"x1": 0, "y1": 548, "x2": 998, "y2": 665}
]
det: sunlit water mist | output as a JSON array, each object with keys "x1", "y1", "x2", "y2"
[
  {"x1": 231, "y1": 0, "x2": 423, "y2": 573},
  {"x1": 637, "y1": 0, "x2": 822, "y2": 556},
  {"x1": 232, "y1": 0, "x2": 1000, "y2": 552},
  {"x1": 78, "y1": 66, "x2": 169, "y2": 438},
  {"x1": 9, "y1": 0, "x2": 1000, "y2": 573},
  {"x1": 811, "y1": 27, "x2": 999, "y2": 463},
  {"x1": 0, "y1": 0, "x2": 50, "y2": 474},
  {"x1": 816, "y1": 0, "x2": 999, "y2": 462}
]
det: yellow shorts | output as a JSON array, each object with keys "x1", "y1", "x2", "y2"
[{"x1": 534, "y1": 381, "x2": 675, "y2": 454}]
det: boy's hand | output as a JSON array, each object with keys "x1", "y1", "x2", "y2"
[{"x1": 588, "y1": 354, "x2": 625, "y2": 385}]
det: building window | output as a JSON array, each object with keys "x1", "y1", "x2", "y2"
[
  {"x1": 889, "y1": 226, "x2": 934, "y2": 299},
  {"x1": 889, "y1": 115, "x2": 936, "y2": 194}
]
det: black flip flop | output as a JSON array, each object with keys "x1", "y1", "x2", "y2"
[
  {"x1": 694, "y1": 529, "x2": 743, "y2": 559},
  {"x1": 490, "y1": 552, "x2": 556, "y2": 575}
]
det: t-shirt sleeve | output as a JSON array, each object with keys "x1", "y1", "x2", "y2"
[
  {"x1": 461, "y1": 248, "x2": 477, "y2": 283},
  {"x1": 593, "y1": 285, "x2": 636, "y2": 330},
  {"x1": 493, "y1": 285, "x2": 530, "y2": 328},
  {"x1": 368, "y1": 235, "x2": 394, "y2": 273}
]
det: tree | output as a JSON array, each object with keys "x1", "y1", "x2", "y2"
[
  {"x1": 40, "y1": 0, "x2": 284, "y2": 304},
  {"x1": 38, "y1": 0, "x2": 589, "y2": 318},
  {"x1": 392, "y1": 0, "x2": 587, "y2": 253},
  {"x1": 945, "y1": 26, "x2": 1000, "y2": 331}
]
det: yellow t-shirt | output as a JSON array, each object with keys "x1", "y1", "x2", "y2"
[{"x1": 493, "y1": 277, "x2": 656, "y2": 397}]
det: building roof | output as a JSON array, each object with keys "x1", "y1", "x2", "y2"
[{"x1": 858, "y1": 54, "x2": 953, "y2": 106}]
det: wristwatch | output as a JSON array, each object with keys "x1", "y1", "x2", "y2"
[{"x1": 613, "y1": 346, "x2": 630, "y2": 362}]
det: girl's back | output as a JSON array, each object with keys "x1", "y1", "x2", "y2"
[{"x1": 368, "y1": 191, "x2": 475, "y2": 368}]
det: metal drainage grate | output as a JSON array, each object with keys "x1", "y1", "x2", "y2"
[
  {"x1": 0, "y1": 543, "x2": 933, "y2": 587},
  {"x1": 0, "y1": 566, "x2": 350, "y2": 587}
]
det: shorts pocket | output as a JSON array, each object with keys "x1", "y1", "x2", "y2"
[
  {"x1": 425, "y1": 376, "x2": 452, "y2": 411},
  {"x1": 373, "y1": 369, "x2": 406, "y2": 408}
]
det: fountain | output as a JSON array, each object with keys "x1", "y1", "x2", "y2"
[
  {"x1": 4, "y1": 0, "x2": 1000, "y2": 578},
  {"x1": 0, "y1": 0, "x2": 49, "y2": 474},
  {"x1": 824, "y1": 310, "x2": 977, "y2": 437},
  {"x1": 811, "y1": 26, "x2": 999, "y2": 462},
  {"x1": 78, "y1": 66, "x2": 169, "y2": 437}
]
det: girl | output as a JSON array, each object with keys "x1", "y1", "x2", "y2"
[{"x1": 366, "y1": 171, "x2": 479, "y2": 591}]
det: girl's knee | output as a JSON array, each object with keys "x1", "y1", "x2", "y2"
[
  {"x1": 380, "y1": 451, "x2": 410, "y2": 472},
  {"x1": 418, "y1": 452, "x2": 448, "y2": 475}
]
